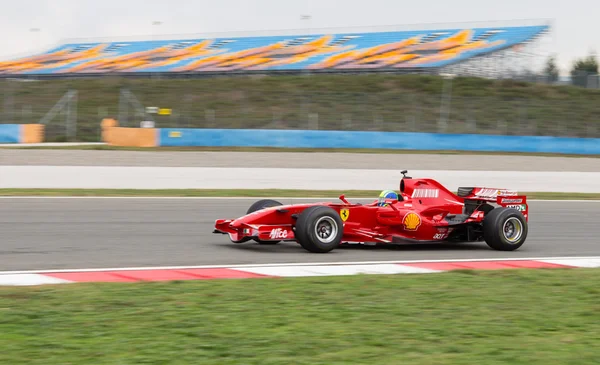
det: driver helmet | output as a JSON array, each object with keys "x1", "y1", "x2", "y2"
[{"x1": 378, "y1": 190, "x2": 399, "y2": 206}]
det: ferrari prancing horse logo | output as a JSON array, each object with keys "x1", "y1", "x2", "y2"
[{"x1": 340, "y1": 209, "x2": 350, "y2": 222}]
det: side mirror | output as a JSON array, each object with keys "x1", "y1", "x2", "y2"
[{"x1": 338, "y1": 195, "x2": 350, "y2": 205}]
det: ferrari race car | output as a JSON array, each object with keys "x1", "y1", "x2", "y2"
[{"x1": 213, "y1": 170, "x2": 529, "y2": 253}]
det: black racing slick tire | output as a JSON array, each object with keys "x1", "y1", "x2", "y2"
[
  {"x1": 246, "y1": 199, "x2": 284, "y2": 244},
  {"x1": 295, "y1": 206, "x2": 344, "y2": 253},
  {"x1": 483, "y1": 207, "x2": 528, "y2": 251}
]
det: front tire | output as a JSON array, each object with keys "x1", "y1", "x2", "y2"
[
  {"x1": 483, "y1": 207, "x2": 528, "y2": 251},
  {"x1": 246, "y1": 199, "x2": 283, "y2": 244},
  {"x1": 295, "y1": 206, "x2": 344, "y2": 253}
]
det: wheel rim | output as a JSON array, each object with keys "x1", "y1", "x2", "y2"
[
  {"x1": 314, "y1": 216, "x2": 338, "y2": 243},
  {"x1": 502, "y1": 217, "x2": 523, "y2": 243}
]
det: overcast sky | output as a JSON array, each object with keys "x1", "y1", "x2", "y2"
[{"x1": 1, "y1": 0, "x2": 597, "y2": 75}]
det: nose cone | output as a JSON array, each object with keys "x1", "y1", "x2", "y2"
[
  {"x1": 230, "y1": 219, "x2": 244, "y2": 228},
  {"x1": 230, "y1": 210, "x2": 263, "y2": 228}
]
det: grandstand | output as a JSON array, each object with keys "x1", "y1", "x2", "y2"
[{"x1": 0, "y1": 20, "x2": 551, "y2": 79}]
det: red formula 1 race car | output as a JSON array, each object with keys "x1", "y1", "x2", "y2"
[{"x1": 213, "y1": 170, "x2": 529, "y2": 253}]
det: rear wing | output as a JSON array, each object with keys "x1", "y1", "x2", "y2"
[
  {"x1": 457, "y1": 187, "x2": 520, "y2": 202},
  {"x1": 457, "y1": 187, "x2": 528, "y2": 221}
]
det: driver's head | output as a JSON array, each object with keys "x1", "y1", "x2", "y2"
[{"x1": 378, "y1": 190, "x2": 398, "y2": 206}]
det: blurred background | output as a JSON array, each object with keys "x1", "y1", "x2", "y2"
[{"x1": 0, "y1": 0, "x2": 598, "y2": 142}]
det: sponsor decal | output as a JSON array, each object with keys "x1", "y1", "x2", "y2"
[
  {"x1": 507, "y1": 204, "x2": 527, "y2": 212},
  {"x1": 412, "y1": 189, "x2": 440, "y2": 198},
  {"x1": 169, "y1": 131, "x2": 182, "y2": 138},
  {"x1": 501, "y1": 198, "x2": 524, "y2": 204},
  {"x1": 471, "y1": 210, "x2": 486, "y2": 219},
  {"x1": 433, "y1": 233, "x2": 447, "y2": 240},
  {"x1": 269, "y1": 228, "x2": 288, "y2": 239},
  {"x1": 340, "y1": 208, "x2": 350, "y2": 222},
  {"x1": 403, "y1": 212, "x2": 422, "y2": 231},
  {"x1": 475, "y1": 188, "x2": 498, "y2": 197},
  {"x1": 475, "y1": 188, "x2": 518, "y2": 198}
]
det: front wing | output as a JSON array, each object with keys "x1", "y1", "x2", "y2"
[{"x1": 214, "y1": 219, "x2": 296, "y2": 242}]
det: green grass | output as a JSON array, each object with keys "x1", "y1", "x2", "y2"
[
  {"x1": 1, "y1": 269, "x2": 600, "y2": 364},
  {"x1": 3, "y1": 74, "x2": 600, "y2": 142},
  {"x1": 2, "y1": 144, "x2": 600, "y2": 158},
  {"x1": 0, "y1": 188, "x2": 598, "y2": 200}
]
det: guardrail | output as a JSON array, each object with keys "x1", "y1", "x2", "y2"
[{"x1": 101, "y1": 120, "x2": 600, "y2": 155}]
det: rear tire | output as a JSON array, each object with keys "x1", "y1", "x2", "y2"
[
  {"x1": 295, "y1": 206, "x2": 344, "y2": 253},
  {"x1": 483, "y1": 207, "x2": 528, "y2": 251},
  {"x1": 246, "y1": 199, "x2": 283, "y2": 244}
]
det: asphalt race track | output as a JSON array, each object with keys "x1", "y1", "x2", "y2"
[{"x1": 0, "y1": 197, "x2": 598, "y2": 271}]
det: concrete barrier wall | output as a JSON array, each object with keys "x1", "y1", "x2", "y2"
[
  {"x1": 103, "y1": 127, "x2": 158, "y2": 147},
  {"x1": 101, "y1": 119, "x2": 158, "y2": 147},
  {"x1": 0, "y1": 124, "x2": 45, "y2": 144},
  {"x1": 101, "y1": 122, "x2": 600, "y2": 155},
  {"x1": 0, "y1": 124, "x2": 19, "y2": 143},
  {"x1": 157, "y1": 128, "x2": 600, "y2": 155},
  {"x1": 21, "y1": 124, "x2": 45, "y2": 143}
]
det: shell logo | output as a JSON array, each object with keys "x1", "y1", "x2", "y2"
[{"x1": 403, "y1": 212, "x2": 422, "y2": 231}]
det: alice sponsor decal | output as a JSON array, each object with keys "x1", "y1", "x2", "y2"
[
  {"x1": 269, "y1": 228, "x2": 288, "y2": 239},
  {"x1": 403, "y1": 212, "x2": 422, "y2": 231}
]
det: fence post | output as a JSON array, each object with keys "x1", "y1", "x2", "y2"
[
  {"x1": 22, "y1": 105, "x2": 32, "y2": 124},
  {"x1": 308, "y1": 113, "x2": 319, "y2": 130},
  {"x1": 205, "y1": 109, "x2": 215, "y2": 127},
  {"x1": 118, "y1": 88, "x2": 128, "y2": 126},
  {"x1": 438, "y1": 73, "x2": 455, "y2": 133},
  {"x1": 37, "y1": 89, "x2": 78, "y2": 141},
  {"x1": 3, "y1": 81, "x2": 14, "y2": 123},
  {"x1": 68, "y1": 90, "x2": 78, "y2": 140}
]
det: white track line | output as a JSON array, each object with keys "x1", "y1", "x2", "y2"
[{"x1": 2, "y1": 256, "x2": 600, "y2": 275}]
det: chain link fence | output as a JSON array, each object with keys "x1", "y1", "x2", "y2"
[{"x1": 1, "y1": 76, "x2": 599, "y2": 142}]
